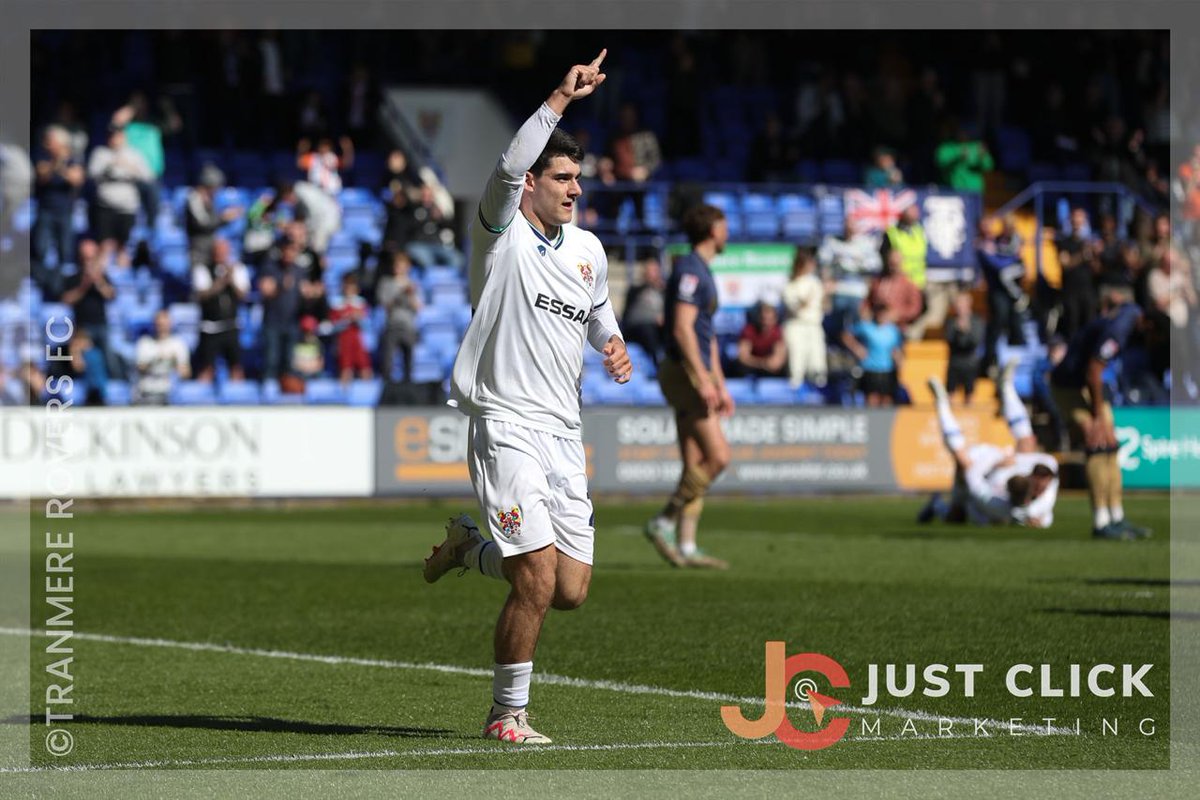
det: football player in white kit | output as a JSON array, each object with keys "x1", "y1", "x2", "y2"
[
  {"x1": 421, "y1": 51, "x2": 632, "y2": 745},
  {"x1": 921, "y1": 362, "x2": 1059, "y2": 527}
]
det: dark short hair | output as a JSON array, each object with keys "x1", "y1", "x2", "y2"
[
  {"x1": 1031, "y1": 464, "x2": 1056, "y2": 479},
  {"x1": 682, "y1": 204, "x2": 726, "y2": 247},
  {"x1": 792, "y1": 247, "x2": 817, "y2": 275},
  {"x1": 530, "y1": 129, "x2": 585, "y2": 175},
  {"x1": 1007, "y1": 475, "x2": 1032, "y2": 508}
]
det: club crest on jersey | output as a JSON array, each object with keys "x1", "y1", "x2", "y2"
[
  {"x1": 577, "y1": 261, "x2": 594, "y2": 289},
  {"x1": 537, "y1": 245, "x2": 547, "y2": 256},
  {"x1": 497, "y1": 506, "x2": 523, "y2": 537},
  {"x1": 679, "y1": 273, "x2": 699, "y2": 300}
]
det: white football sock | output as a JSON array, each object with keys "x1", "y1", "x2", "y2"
[
  {"x1": 493, "y1": 661, "x2": 533, "y2": 709},
  {"x1": 464, "y1": 540, "x2": 504, "y2": 580},
  {"x1": 1002, "y1": 377, "x2": 1033, "y2": 440},
  {"x1": 1109, "y1": 504, "x2": 1124, "y2": 524},
  {"x1": 936, "y1": 396, "x2": 966, "y2": 452},
  {"x1": 1094, "y1": 507, "x2": 1112, "y2": 530}
]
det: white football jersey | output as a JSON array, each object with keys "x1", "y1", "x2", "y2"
[
  {"x1": 450, "y1": 103, "x2": 613, "y2": 440},
  {"x1": 989, "y1": 452, "x2": 1059, "y2": 527}
]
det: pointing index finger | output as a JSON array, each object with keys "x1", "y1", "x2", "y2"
[{"x1": 589, "y1": 48, "x2": 607, "y2": 69}]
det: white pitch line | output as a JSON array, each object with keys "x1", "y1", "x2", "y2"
[
  {"x1": 0, "y1": 627, "x2": 1077, "y2": 736},
  {"x1": 0, "y1": 733, "x2": 1019, "y2": 773}
]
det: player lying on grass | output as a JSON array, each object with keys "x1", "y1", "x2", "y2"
[
  {"x1": 920, "y1": 362, "x2": 1059, "y2": 527},
  {"x1": 421, "y1": 51, "x2": 633, "y2": 747}
]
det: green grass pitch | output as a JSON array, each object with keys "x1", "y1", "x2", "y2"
[{"x1": 11, "y1": 494, "x2": 1173, "y2": 771}]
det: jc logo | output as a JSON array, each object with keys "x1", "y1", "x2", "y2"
[{"x1": 721, "y1": 641, "x2": 851, "y2": 750}]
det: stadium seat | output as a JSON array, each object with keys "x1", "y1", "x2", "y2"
[
  {"x1": 777, "y1": 194, "x2": 818, "y2": 241},
  {"x1": 741, "y1": 193, "x2": 779, "y2": 238},
  {"x1": 104, "y1": 380, "x2": 132, "y2": 406},
  {"x1": 723, "y1": 377, "x2": 757, "y2": 406},
  {"x1": 39, "y1": 303, "x2": 72, "y2": 330},
  {"x1": 713, "y1": 308, "x2": 746, "y2": 338},
  {"x1": 429, "y1": 284, "x2": 468, "y2": 308},
  {"x1": 261, "y1": 379, "x2": 305, "y2": 405},
  {"x1": 169, "y1": 380, "x2": 217, "y2": 406},
  {"x1": 168, "y1": 303, "x2": 201, "y2": 329},
  {"x1": 821, "y1": 159, "x2": 860, "y2": 185},
  {"x1": 817, "y1": 193, "x2": 846, "y2": 237},
  {"x1": 304, "y1": 378, "x2": 348, "y2": 405},
  {"x1": 995, "y1": 126, "x2": 1032, "y2": 174},
  {"x1": 591, "y1": 378, "x2": 630, "y2": 405},
  {"x1": 633, "y1": 379, "x2": 666, "y2": 406},
  {"x1": 755, "y1": 378, "x2": 796, "y2": 404},
  {"x1": 217, "y1": 380, "x2": 262, "y2": 405},
  {"x1": 347, "y1": 378, "x2": 383, "y2": 407},
  {"x1": 673, "y1": 158, "x2": 712, "y2": 182},
  {"x1": 411, "y1": 352, "x2": 445, "y2": 384},
  {"x1": 338, "y1": 187, "x2": 376, "y2": 211}
]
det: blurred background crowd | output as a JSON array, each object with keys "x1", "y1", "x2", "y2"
[{"x1": 0, "y1": 30, "x2": 1191, "y2": 424}]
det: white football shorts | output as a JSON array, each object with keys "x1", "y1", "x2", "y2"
[{"x1": 467, "y1": 417, "x2": 595, "y2": 565}]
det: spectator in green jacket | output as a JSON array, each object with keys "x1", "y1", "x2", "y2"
[
  {"x1": 112, "y1": 91, "x2": 181, "y2": 230},
  {"x1": 935, "y1": 121, "x2": 994, "y2": 193}
]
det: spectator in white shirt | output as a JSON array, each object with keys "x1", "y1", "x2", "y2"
[
  {"x1": 782, "y1": 248, "x2": 828, "y2": 387},
  {"x1": 135, "y1": 310, "x2": 192, "y2": 404}
]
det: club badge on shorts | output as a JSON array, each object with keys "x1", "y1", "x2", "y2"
[
  {"x1": 577, "y1": 261, "x2": 594, "y2": 289},
  {"x1": 497, "y1": 506, "x2": 523, "y2": 537}
]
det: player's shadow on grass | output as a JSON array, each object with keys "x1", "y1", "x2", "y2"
[
  {"x1": 1040, "y1": 607, "x2": 1200, "y2": 621},
  {"x1": 4, "y1": 713, "x2": 454, "y2": 738},
  {"x1": 1030, "y1": 578, "x2": 1198, "y2": 588}
]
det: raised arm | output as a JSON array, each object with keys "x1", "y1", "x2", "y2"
[{"x1": 477, "y1": 50, "x2": 607, "y2": 234}]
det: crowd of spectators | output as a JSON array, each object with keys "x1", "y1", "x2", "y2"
[
  {"x1": 10, "y1": 76, "x2": 459, "y2": 406},
  {"x1": 29, "y1": 31, "x2": 1173, "y2": 201},
  {"x1": 619, "y1": 200, "x2": 1193, "y2": 409},
  {"x1": 8, "y1": 30, "x2": 1192, "y2": 410}
]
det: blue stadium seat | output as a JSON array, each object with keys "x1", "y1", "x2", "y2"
[
  {"x1": 703, "y1": 191, "x2": 737, "y2": 214},
  {"x1": 230, "y1": 151, "x2": 267, "y2": 187},
  {"x1": 796, "y1": 383, "x2": 827, "y2": 406},
  {"x1": 821, "y1": 159, "x2": 860, "y2": 185},
  {"x1": 424, "y1": 266, "x2": 462, "y2": 286},
  {"x1": 411, "y1": 360, "x2": 445, "y2": 384},
  {"x1": 161, "y1": 249, "x2": 191, "y2": 279},
  {"x1": 338, "y1": 187, "x2": 376, "y2": 211},
  {"x1": 741, "y1": 193, "x2": 779, "y2": 238},
  {"x1": 724, "y1": 377, "x2": 757, "y2": 406},
  {"x1": 430, "y1": 284, "x2": 467, "y2": 308},
  {"x1": 215, "y1": 187, "x2": 249, "y2": 212},
  {"x1": 304, "y1": 378, "x2": 348, "y2": 405},
  {"x1": 39, "y1": 303, "x2": 72, "y2": 330},
  {"x1": 415, "y1": 306, "x2": 457, "y2": 329},
  {"x1": 261, "y1": 379, "x2": 304, "y2": 405},
  {"x1": 591, "y1": 378, "x2": 630, "y2": 405},
  {"x1": 218, "y1": 380, "x2": 262, "y2": 405},
  {"x1": 995, "y1": 126, "x2": 1032, "y2": 174},
  {"x1": 169, "y1": 380, "x2": 217, "y2": 406},
  {"x1": 777, "y1": 194, "x2": 817, "y2": 240},
  {"x1": 817, "y1": 193, "x2": 847, "y2": 237},
  {"x1": 633, "y1": 379, "x2": 666, "y2": 406},
  {"x1": 643, "y1": 191, "x2": 667, "y2": 229},
  {"x1": 168, "y1": 303, "x2": 201, "y2": 328},
  {"x1": 104, "y1": 380, "x2": 132, "y2": 406},
  {"x1": 755, "y1": 378, "x2": 796, "y2": 404},
  {"x1": 673, "y1": 158, "x2": 712, "y2": 182},
  {"x1": 713, "y1": 308, "x2": 746, "y2": 338},
  {"x1": 347, "y1": 378, "x2": 383, "y2": 407}
]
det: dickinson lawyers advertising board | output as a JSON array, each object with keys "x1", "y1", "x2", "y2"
[
  {"x1": 1, "y1": 405, "x2": 1182, "y2": 499},
  {"x1": 0, "y1": 407, "x2": 373, "y2": 498}
]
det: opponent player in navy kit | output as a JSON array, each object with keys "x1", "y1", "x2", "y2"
[
  {"x1": 645, "y1": 204, "x2": 735, "y2": 569},
  {"x1": 1050, "y1": 283, "x2": 1151, "y2": 539}
]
